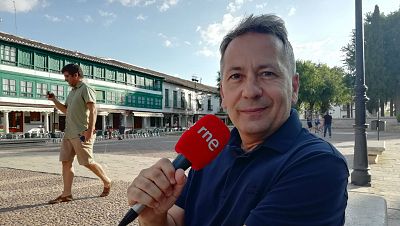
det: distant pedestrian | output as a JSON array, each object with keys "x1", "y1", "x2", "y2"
[
  {"x1": 47, "y1": 63, "x2": 112, "y2": 204},
  {"x1": 314, "y1": 115, "x2": 321, "y2": 133},
  {"x1": 323, "y1": 112, "x2": 333, "y2": 138},
  {"x1": 306, "y1": 114, "x2": 313, "y2": 131}
]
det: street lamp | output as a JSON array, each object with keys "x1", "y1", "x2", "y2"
[{"x1": 351, "y1": 0, "x2": 371, "y2": 186}]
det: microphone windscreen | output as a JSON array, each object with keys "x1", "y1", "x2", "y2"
[{"x1": 175, "y1": 114, "x2": 230, "y2": 170}]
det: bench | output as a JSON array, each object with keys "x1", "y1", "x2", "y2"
[{"x1": 346, "y1": 192, "x2": 387, "y2": 226}]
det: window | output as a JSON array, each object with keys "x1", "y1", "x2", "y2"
[
  {"x1": 154, "y1": 80, "x2": 162, "y2": 91},
  {"x1": 136, "y1": 76, "x2": 145, "y2": 88},
  {"x1": 208, "y1": 98, "x2": 213, "y2": 111},
  {"x1": 117, "y1": 71, "x2": 125, "y2": 83},
  {"x1": 81, "y1": 63, "x2": 92, "y2": 78},
  {"x1": 36, "y1": 83, "x2": 48, "y2": 98},
  {"x1": 106, "y1": 91, "x2": 116, "y2": 104},
  {"x1": 155, "y1": 98, "x2": 161, "y2": 108},
  {"x1": 127, "y1": 74, "x2": 134, "y2": 85},
  {"x1": 93, "y1": 66, "x2": 105, "y2": 80},
  {"x1": 48, "y1": 56, "x2": 61, "y2": 73},
  {"x1": 132, "y1": 95, "x2": 137, "y2": 106},
  {"x1": 145, "y1": 78, "x2": 154, "y2": 89},
  {"x1": 34, "y1": 53, "x2": 47, "y2": 71},
  {"x1": 116, "y1": 92, "x2": 123, "y2": 105},
  {"x1": 164, "y1": 89, "x2": 170, "y2": 107},
  {"x1": 2, "y1": 79, "x2": 17, "y2": 96},
  {"x1": 0, "y1": 45, "x2": 16, "y2": 65},
  {"x1": 188, "y1": 94, "x2": 192, "y2": 109},
  {"x1": 20, "y1": 81, "x2": 33, "y2": 97},
  {"x1": 106, "y1": 69, "x2": 116, "y2": 82},
  {"x1": 51, "y1": 84, "x2": 65, "y2": 100},
  {"x1": 30, "y1": 112, "x2": 41, "y2": 122},
  {"x1": 96, "y1": 90, "x2": 105, "y2": 103},
  {"x1": 181, "y1": 92, "x2": 186, "y2": 109},
  {"x1": 173, "y1": 90, "x2": 178, "y2": 108},
  {"x1": 138, "y1": 96, "x2": 145, "y2": 106},
  {"x1": 19, "y1": 49, "x2": 33, "y2": 69}
]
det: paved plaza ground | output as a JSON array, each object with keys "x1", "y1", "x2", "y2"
[{"x1": 0, "y1": 129, "x2": 399, "y2": 225}]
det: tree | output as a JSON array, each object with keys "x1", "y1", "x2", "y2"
[
  {"x1": 296, "y1": 61, "x2": 350, "y2": 116},
  {"x1": 342, "y1": 5, "x2": 400, "y2": 116}
]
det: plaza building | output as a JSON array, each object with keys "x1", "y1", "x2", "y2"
[{"x1": 0, "y1": 32, "x2": 224, "y2": 137}]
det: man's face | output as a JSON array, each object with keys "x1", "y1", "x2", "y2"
[
  {"x1": 220, "y1": 33, "x2": 299, "y2": 140},
  {"x1": 63, "y1": 72, "x2": 79, "y2": 87}
]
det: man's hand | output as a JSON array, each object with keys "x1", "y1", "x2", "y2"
[
  {"x1": 127, "y1": 158, "x2": 187, "y2": 223},
  {"x1": 82, "y1": 129, "x2": 94, "y2": 142}
]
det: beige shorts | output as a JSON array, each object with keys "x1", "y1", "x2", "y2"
[{"x1": 60, "y1": 134, "x2": 96, "y2": 165}]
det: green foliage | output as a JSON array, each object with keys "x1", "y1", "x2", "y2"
[
  {"x1": 397, "y1": 114, "x2": 400, "y2": 122},
  {"x1": 296, "y1": 60, "x2": 351, "y2": 114},
  {"x1": 342, "y1": 5, "x2": 400, "y2": 115}
]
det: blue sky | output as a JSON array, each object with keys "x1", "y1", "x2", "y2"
[{"x1": 0, "y1": 0, "x2": 399, "y2": 87}]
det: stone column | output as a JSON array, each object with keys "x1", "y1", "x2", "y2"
[
  {"x1": 102, "y1": 115, "x2": 107, "y2": 131},
  {"x1": 160, "y1": 117, "x2": 164, "y2": 128},
  {"x1": 184, "y1": 115, "x2": 188, "y2": 127},
  {"x1": 178, "y1": 115, "x2": 182, "y2": 127},
  {"x1": 170, "y1": 115, "x2": 173, "y2": 127},
  {"x1": 3, "y1": 111, "x2": 10, "y2": 134},
  {"x1": 123, "y1": 114, "x2": 127, "y2": 127},
  {"x1": 44, "y1": 112, "x2": 50, "y2": 132}
]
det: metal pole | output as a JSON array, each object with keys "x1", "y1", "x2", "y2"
[
  {"x1": 351, "y1": 0, "x2": 371, "y2": 186},
  {"x1": 377, "y1": 99, "x2": 380, "y2": 141},
  {"x1": 52, "y1": 108, "x2": 56, "y2": 138}
]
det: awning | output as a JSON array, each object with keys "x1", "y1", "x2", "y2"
[
  {"x1": 0, "y1": 106, "x2": 54, "y2": 113},
  {"x1": 133, "y1": 112, "x2": 164, "y2": 118}
]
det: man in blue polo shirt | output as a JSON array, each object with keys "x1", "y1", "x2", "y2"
[{"x1": 127, "y1": 14, "x2": 348, "y2": 226}]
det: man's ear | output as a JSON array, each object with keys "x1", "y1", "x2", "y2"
[
  {"x1": 291, "y1": 73, "x2": 299, "y2": 104},
  {"x1": 220, "y1": 84, "x2": 226, "y2": 109}
]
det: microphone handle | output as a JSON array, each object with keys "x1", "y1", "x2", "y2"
[{"x1": 118, "y1": 154, "x2": 191, "y2": 226}]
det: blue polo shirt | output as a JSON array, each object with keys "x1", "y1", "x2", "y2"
[{"x1": 176, "y1": 109, "x2": 348, "y2": 226}]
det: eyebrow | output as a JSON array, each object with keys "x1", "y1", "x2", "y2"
[{"x1": 225, "y1": 63, "x2": 281, "y2": 73}]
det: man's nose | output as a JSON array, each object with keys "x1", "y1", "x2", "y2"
[{"x1": 242, "y1": 76, "x2": 262, "y2": 98}]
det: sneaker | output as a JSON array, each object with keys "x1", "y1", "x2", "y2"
[{"x1": 48, "y1": 194, "x2": 73, "y2": 204}]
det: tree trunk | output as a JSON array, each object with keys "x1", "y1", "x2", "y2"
[
  {"x1": 380, "y1": 100, "x2": 385, "y2": 117},
  {"x1": 390, "y1": 99, "x2": 394, "y2": 116}
]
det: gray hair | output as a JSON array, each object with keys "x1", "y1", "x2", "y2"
[{"x1": 220, "y1": 14, "x2": 296, "y2": 75}]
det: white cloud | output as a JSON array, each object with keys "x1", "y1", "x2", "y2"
[
  {"x1": 255, "y1": 2, "x2": 267, "y2": 9},
  {"x1": 158, "y1": 33, "x2": 177, "y2": 47},
  {"x1": 159, "y1": 0, "x2": 179, "y2": 12},
  {"x1": 184, "y1": 41, "x2": 191, "y2": 46},
  {"x1": 198, "y1": 13, "x2": 242, "y2": 46},
  {"x1": 164, "y1": 40, "x2": 172, "y2": 47},
  {"x1": 196, "y1": 47, "x2": 218, "y2": 57},
  {"x1": 44, "y1": 14, "x2": 61, "y2": 22},
  {"x1": 195, "y1": 13, "x2": 242, "y2": 58},
  {"x1": 293, "y1": 38, "x2": 343, "y2": 67},
  {"x1": 227, "y1": 0, "x2": 252, "y2": 13},
  {"x1": 107, "y1": 0, "x2": 179, "y2": 11},
  {"x1": 65, "y1": 15, "x2": 74, "y2": 21},
  {"x1": 288, "y1": 7, "x2": 296, "y2": 16},
  {"x1": 98, "y1": 10, "x2": 117, "y2": 26},
  {"x1": 84, "y1": 15, "x2": 93, "y2": 23},
  {"x1": 136, "y1": 14, "x2": 147, "y2": 20},
  {"x1": 0, "y1": 0, "x2": 47, "y2": 13}
]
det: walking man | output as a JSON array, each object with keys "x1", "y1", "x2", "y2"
[
  {"x1": 323, "y1": 112, "x2": 333, "y2": 138},
  {"x1": 48, "y1": 64, "x2": 112, "y2": 204}
]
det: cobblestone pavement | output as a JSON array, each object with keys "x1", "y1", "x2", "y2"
[
  {"x1": 0, "y1": 131, "x2": 399, "y2": 225},
  {"x1": 0, "y1": 168, "x2": 138, "y2": 226}
]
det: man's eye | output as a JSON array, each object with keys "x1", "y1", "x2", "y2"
[
  {"x1": 260, "y1": 71, "x2": 275, "y2": 77},
  {"x1": 229, "y1": 73, "x2": 241, "y2": 80}
]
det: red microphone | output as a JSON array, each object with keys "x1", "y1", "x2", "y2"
[{"x1": 119, "y1": 114, "x2": 230, "y2": 226}]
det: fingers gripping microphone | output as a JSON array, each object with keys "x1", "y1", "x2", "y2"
[{"x1": 119, "y1": 114, "x2": 230, "y2": 226}]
